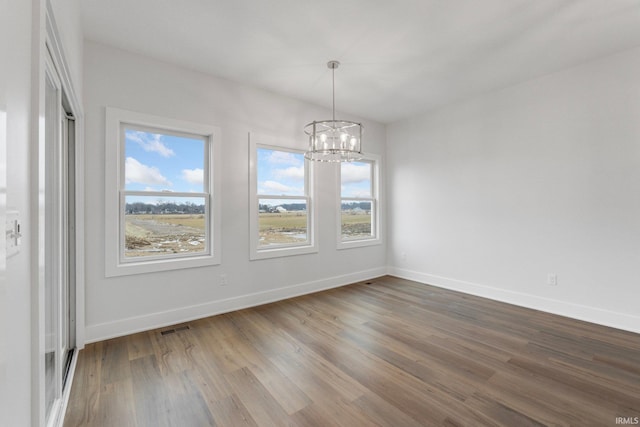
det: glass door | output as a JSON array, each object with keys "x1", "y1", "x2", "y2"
[
  {"x1": 61, "y1": 110, "x2": 76, "y2": 387},
  {"x1": 44, "y1": 51, "x2": 75, "y2": 425}
]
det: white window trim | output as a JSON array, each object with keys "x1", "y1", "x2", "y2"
[
  {"x1": 105, "y1": 107, "x2": 221, "y2": 277},
  {"x1": 337, "y1": 153, "x2": 382, "y2": 250},
  {"x1": 249, "y1": 133, "x2": 318, "y2": 260}
]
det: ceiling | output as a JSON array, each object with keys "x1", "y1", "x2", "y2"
[{"x1": 82, "y1": 0, "x2": 640, "y2": 124}]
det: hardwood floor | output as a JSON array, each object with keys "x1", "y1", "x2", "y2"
[{"x1": 64, "y1": 276, "x2": 640, "y2": 426}]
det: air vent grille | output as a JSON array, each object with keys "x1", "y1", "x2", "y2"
[{"x1": 160, "y1": 325, "x2": 190, "y2": 336}]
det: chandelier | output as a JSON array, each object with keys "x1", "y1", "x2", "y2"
[{"x1": 304, "y1": 61, "x2": 363, "y2": 162}]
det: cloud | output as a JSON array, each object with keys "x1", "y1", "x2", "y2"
[
  {"x1": 274, "y1": 166, "x2": 304, "y2": 181},
  {"x1": 341, "y1": 162, "x2": 371, "y2": 184},
  {"x1": 341, "y1": 188, "x2": 372, "y2": 198},
  {"x1": 126, "y1": 130, "x2": 175, "y2": 158},
  {"x1": 181, "y1": 168, "x2": 204, "y2": 185},
  {"x1": 259, "y1": 180, "x2": 303, "y2": 195},
  {"x1": 125, "y1": 157, "x2": 172, "y2": 186},
  {"x1": 267, "y1": 150, "x2": 303, "y2": 166}
]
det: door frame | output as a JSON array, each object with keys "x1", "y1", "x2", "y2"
[
  {"x1": 43, "y1": 0, "x2": 85, "y2": 354},
  {"x1": 32, "y1": 2, "x2": 85, "y2": 426}
]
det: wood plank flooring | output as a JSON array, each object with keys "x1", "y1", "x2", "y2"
[{"x1": 64, "y1": 276, "x2": 640, "y2": 426}]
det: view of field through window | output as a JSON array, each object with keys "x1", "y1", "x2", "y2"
[
  {"x1": 258, "y1": 199, "x2": 308, "y2": 246},
  {"x1": 341, "y1": 200, "x2": 372, "y2": 238},
  {"x1": 124, "y1": 197, "x2": 206, "y2": 257},
  {"x1": 123, "y1": 128, "x2": 208, "y2": 258},
  {"x1": 256, "y1": 148, "x2": 309, "y2": 247},
  {"x1": 123, "y1": 139, "x2": 374, "y2": 257},
  {"x1": 341, "y1": 161, "x2": 374, "y2": 240}
]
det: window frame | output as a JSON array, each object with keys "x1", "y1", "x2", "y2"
[
  {"x1": 337, "y1": 153, "x2": 382, "y2": 249},
  {"x1": 249, "y1": 133, "x2": 317, "y2": 260},
  {"x1": 105, "y1": 107, "x2": 221, "y2": 277}
]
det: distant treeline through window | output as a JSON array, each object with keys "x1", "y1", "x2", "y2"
[
  {"x1": 126, "y1": 201, "x2": 205, "y2": 215},
  {"x1": 341, "y1": 201, "x2": 371, "y2": 211}
]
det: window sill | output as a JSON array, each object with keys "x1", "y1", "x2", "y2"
[
  {"x1": 250, "y1": 244, "x2": 318, "y2": 261},
  {"x1": 337, "y1": 238, "x2": 382, "y2": 250},
  {"x1": 105, "y1": 253, "x2": 220, "y2": 277}
]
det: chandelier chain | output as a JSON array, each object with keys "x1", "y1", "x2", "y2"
[{"x1": 332, "y1": 66, "x2": 336, "y2": 122}]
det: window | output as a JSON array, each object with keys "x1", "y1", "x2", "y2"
[
  {"x1": 249, "y1": 134, "x2": 317, "y2": 259},
  {"x1": 338, "y1": 154, "x2": 381, "y2": 249},
  {"x1": 105, "y1": 108, "x2": 221, "y2": 276}
]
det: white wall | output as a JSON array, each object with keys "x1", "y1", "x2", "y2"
[
  {"x1": 2, "y1": 0, "x2": 37, "y2": 424},
  {"x1": 388, "y1": 47, "x2": 640, "y2": 333},
  {"x1": 83, "y1": 41, "x2": 387, "y2": 342}
]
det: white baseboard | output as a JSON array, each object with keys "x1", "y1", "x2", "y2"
[
  {"x1": 387, "y1": 266, "x2": 640, "y2": 334},
  {"x1": 85, "y1": 267, "x2": 387, "y2": 343}
]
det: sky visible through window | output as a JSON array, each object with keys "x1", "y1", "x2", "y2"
[
  {"x1": 257, "y1": 148, "x2": 305, "y2": 205},
  {"x1": 125, "y1": 128, "x2": 205, "y2": 204},
  {"x1": 256, "y1": 149, "x2": 372, "y2": 201},
  {"x1": 341, "y1": 161, "x2": 372, "y2": 197}
]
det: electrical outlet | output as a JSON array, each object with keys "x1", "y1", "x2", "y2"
[
  {"x1": 547, "y1": 273, "x2": 557, "y2": 286},
  {"x1": 220, "y1": 274, "x2": 228, "y2": 286}
]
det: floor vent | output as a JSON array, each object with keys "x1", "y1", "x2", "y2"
[{"x1": 160, "y1": 325, "x2": 190, "y2": 335}]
